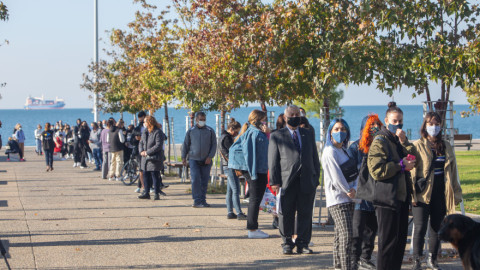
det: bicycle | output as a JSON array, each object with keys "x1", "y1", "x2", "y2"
[{"x1": 119, "y1": 152, "x2": 140, "y2": 186}]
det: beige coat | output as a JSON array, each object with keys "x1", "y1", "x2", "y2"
[{"x1": 411, "y1": 138, "x2": 463, "y2": 214}]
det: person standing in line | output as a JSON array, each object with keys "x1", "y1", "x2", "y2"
[
  {"x1": 41, "y1": 123, "x2": 55, "y2": 172},
  {"x1": 34, "y1": 124, "x2": 43, "y2": 155},
  {"x1": 73, "y1": 118, "x2": 82, "y2": 167},
  {"x1": 133, "y1": 111, "x2": 146, "y2": 193},
  {"x1": 410, "y1": 112, "x2": 463, "y2": 270},
  {"x1": 219, "y1": 117, "x2": 246, "y2": 220},
  {"x1": 89, "y1": 122, "x2": 103, "y2": 171},
  {"x1": 367, "y1": 102, "x2": 416, "y2": 270},
  {"x1": 107, "y1": 119, "x2": 125, "y2": 181},
  {"x1": 228, "y1": 110, "x2": 269, "y2": 239},
  {"x1": 65, "y1": 125, "x2": 75, "y2": 159},
  {"x1": 269, "y1": 105, "x2": 320, "y2": 254},
  {"x1": 181, "y1": 112, "x2": 217, "y2": 208},
  {"x1": 14, "y1": 123, "x2": 26, "y2": 161},
  {"x1": 100, "y1": 119, "x2": 112, "y2": 179},
  {"x1": 322, "y1": 118, "x2": 357, "y2": 270},
  {"x1": 138, "y1": 116, "x2": 165, "y2": 200},
  {"x1": 78, "y1": 121, "x2": 91, "y2": 169},
  {"x1": 348, "y1": 114, "x2": 383, "y2": 270}
]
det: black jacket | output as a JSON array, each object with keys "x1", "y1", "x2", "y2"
[
  {"x1": 219, "y1": 130, "x2": 234, "y2": 166},
  {"x1": 139, "y1": 128, "x2": 164, "y2": 172}
]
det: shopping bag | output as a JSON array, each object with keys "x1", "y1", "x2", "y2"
[{"x1": 259, "y1": 188, "x2": 277, "y2": 214}]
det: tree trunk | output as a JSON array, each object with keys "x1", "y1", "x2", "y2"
[
  {"x1": 260, "y1": 100, "x2": 267, "y2": 112},
  {"x1": 164, "y1": 102, "x2": 171, "y2": 167},
  {"x1": 425, "y1": 83, "x2": 432, "y2": 111},
  {"x1": 189, "y1": 111, "x2": 195, "y2": 127},
  {"x1": 220, "y1": 110, "x2": 226, "y2": 132}
]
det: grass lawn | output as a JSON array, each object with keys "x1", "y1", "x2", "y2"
[{"x1": 456, "y1": 150, "x2": 480, "y2": 215}]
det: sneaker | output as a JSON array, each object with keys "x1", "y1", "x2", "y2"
[
  {"x1": 248, "y1": 229, "x2": 269, "y2": 239},
  {"x1": 20, "y1": 158, "x2": 26, "y2": 162},
  {"x1": 192, "y1": 204, "x2": 205, "y2": 208},
  {"x1": 237, "y1": 213, "x2": 247, "y2": 220},
  {"x1": 108, "y1": 177, "x2": 114, "y2": 181},
  {"x1": 358, "y1": 259, "x2": 376, "y2": 270},
  {"x1": 6, "y1": 158, "x2": 10, "y2": 162},
  {"x1": 227, "y1": 213, "x2": 237, "y2": 219},
  {"x1": 115, "y1": 177, "x2": 120, "y2": 181},
  {"x1": 243, "y1": 198, "x2": 250, "y2": 203},
  {"x1": 134, "y1": 188, "x2": 141, "y2": 193},
  {"x1": 150, "y1": 188, "x2": 154, "y2": 194},
  {"x1": 80, "y1": 166, "x2": 87, "y2": 169},
  {"x1": 73, "y1": 163, "x2": 78, "y2": 168}
]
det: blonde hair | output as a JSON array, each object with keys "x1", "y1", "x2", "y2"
[{"x1": 235, "y1": 110, "x2": 267, "y2": 141}]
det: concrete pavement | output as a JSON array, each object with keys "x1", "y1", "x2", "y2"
[{"x1": 0, "y1": 147, "x2": 467, "y2": 269}]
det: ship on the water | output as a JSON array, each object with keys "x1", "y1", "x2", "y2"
[{"x1": 24, "y1": 95, "x2": 65, "y2": 110}]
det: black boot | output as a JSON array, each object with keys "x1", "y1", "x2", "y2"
[
  {"x1": 412, "y1": 256, "x2": 422, "y2": 270},
  {"x1": 138, "y1": 193, "x2": 150, "y2": 199},
  {"x1": 426, "y1": 253, "x2": 441, "y2": 270},
  {"x1": 154, "y1": 194, "x2": 160, "y2": 200}
]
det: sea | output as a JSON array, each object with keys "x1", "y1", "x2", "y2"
[{"x1": 0, "y1": 105, "x2": 478, "y2": 146}]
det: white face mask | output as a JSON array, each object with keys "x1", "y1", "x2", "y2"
[
  {"x1": 197, "y1": 121, "x2": 206, "y2": 127},
  {"x1": 426, "y1": 125, "x2": 441, "y2": 137},
  {"x1": 143, "y1": 123, "x2": 147, "y2": 128}
]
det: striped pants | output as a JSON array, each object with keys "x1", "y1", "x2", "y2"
[{"x1": 329, "y1": 202, "x2": 356, "y2": 270}]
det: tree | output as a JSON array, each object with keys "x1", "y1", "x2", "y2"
[
  {"x1": 364, "y1": 0, "x2": 480, "y2": 120},
  {"x1": 0, "y1": 1, "x2": 8, "y2": 99}
]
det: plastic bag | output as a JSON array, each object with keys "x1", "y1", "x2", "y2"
[{"x1": 259, "y1": 188, "x2": 277, "y2": 214}]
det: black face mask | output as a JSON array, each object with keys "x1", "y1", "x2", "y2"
[{"x1": 287, "y1": 117, "x2": 301, "y2": 128}]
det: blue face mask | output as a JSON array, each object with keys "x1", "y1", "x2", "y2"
[
  {"x1": 387, "y1": 123, "x2": 403, "y2": 134},
  {"x1": 331, "y1": 131, "x2": 347, "y2": 144}
]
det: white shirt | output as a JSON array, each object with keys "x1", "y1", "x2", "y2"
[
  {"x1": 34, "y1": 129, "x2": 42, "y2": 139},
  {"x1": 322, "y1": 145, "x2": 356, "y2": 207}
]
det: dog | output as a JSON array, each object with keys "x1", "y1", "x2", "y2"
[{"x1": 439, "y1": 214, "x2": 480, "y2": 270}]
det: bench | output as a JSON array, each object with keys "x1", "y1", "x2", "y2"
[
  {"x1": 454, "y1": 134, "x2": 473, "y2": 150},
  {"x1": 165, "y1": 161, "x2": 188, "y2": 182},
  {"x1": 217, "y1": 174, "x2": 246, "y2": 198}
]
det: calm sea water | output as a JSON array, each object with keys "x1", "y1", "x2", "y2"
[{"x1": 0, "y1": 105, "x2": 478, "y2": 146}]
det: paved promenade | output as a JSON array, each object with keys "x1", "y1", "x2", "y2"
[{"x1": 0, "y1": 147, "x2": 468, "y2": 269}]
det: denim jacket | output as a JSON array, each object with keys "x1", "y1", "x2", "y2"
[{"x1": 228, "y1": 126, "x2": 269, "y2": 180}]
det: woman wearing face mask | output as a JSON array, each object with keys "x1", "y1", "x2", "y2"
[
  {"x1": 410, "y1": 112, "x2": 462, "y2": 270},
  {"x1": 367, "y1": 102, "x2": 416, "y2": 270},
  {"x1": 228, "y1": 110, "x2": 270, "y2": 238},
  {"x1": 219, "y1": 118, "x2": 247, "y2": 220},
  {"x1": 322, "y1": 118, "x2": 357, "y2": 270}
]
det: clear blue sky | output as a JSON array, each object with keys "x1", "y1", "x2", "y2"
[{"x1": 0, "y1": 0, "x2": 469, "y2": 109}]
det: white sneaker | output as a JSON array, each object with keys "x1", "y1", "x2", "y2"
[
  {"x1": 80, "y1": 166, "x2": 87, "y2": 169},
  {"x1": 115, "y1": 177, "x2": 120, "y2": 181},
  {"x1": 134, "y1": 188, "x2": 141, "y2": 193},
  {"x1": 150, "y1": 188, "x2": 154, "y2": 194},
  {"x1": 73, "y1": 163, "x2": 78, "y2": 167},
  {"x1": 108, "y1": 177, "x2": 114, "y2": 181},
  {"x1": 248, "y1": 229, "x2": 269, "y2": 239}
]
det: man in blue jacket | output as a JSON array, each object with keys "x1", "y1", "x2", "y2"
[{"x1": 182, "y1": 112, "x2": 217, "y2": 208}]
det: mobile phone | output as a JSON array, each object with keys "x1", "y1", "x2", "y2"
[{"x1": 406, "y1": 154, "x2": 416, "y2": 161}]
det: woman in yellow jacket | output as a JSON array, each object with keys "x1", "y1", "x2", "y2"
[{"x1": 410, "y1": 112, "x2": 463, "y2": 270}]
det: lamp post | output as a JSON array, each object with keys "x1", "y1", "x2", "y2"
[{"x1": 93, "y1": 0, "x2": 99, "y2": 122}]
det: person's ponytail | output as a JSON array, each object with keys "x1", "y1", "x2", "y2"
[{"x1": 235, "y1": 123, "x2": 249, "y2": 142}]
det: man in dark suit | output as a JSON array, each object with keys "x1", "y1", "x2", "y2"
[{"x1": 269, "y1": 105, "x2": 321, "y2": 255}]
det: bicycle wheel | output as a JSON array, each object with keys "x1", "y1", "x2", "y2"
[{"x1": 120, "y1": 159, "x2": 139, "y2": 185}]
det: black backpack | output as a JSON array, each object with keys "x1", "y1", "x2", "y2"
[{"x1": 355, "y1": 155, "x2": 375, "y2": 202}]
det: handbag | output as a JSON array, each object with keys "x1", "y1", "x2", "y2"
[
  {"x1": 415, "y1": 153, "x2": 436, "y2": 194},
  {"x1": 355, "y1": 155, "x2": 375, "y2": 202},
  {"x1": 339, "y1": 150, "x2": 359, "y2": 183}
]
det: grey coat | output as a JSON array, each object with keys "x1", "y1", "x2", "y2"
[
  {"x1": 268, "y1": 127, "x2": 321, "y2": 194},
  {"x1": 139, "y1": 128, "x2": 164, "y2": 172}
]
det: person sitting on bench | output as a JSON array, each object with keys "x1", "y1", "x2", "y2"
[{"x1": 5, "y1": 137, "x2": 23, "y2": 161}]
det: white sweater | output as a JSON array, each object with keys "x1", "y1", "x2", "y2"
[{"x1": 322, "y1": 145, "x2": 356, "y2": 208}]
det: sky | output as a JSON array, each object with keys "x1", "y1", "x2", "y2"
[{"x1": 0, "y1": 0, "x2": 470, "y2": 109}]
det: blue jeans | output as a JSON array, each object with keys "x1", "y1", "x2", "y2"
[
  {"x1": 92, "y1": 148, "x2": 103, "y2": 169},
  {"x1": 223, "y1": 166, "x2": 242, "y2": 214},
  {"x1": 35, "y1": 139, "x2": 42, "y2": 154},
  {"x1": 189, "y1": 160, "x2": 212, "y2": 205},
  {"x1": 45, "y1": 150, "x2": 54, "y2": 167}
]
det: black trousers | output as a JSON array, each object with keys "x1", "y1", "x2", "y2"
[
  {"x1": 375, "y1": 201, "x2": 409, "y2": 270},
  {"x1": 412, "y1": 201, "x2": 446, "y2": 258},
  {"x1": 279, "y1": 177, "x2": 316, "y2": 248},
  {"x1": 144, "y1": 171, "x2": 162, "y2": 195},
  {"x1": 244, "y1": 172, "x2": 268, "y2": 230},
  {"x1": 352, "y1": 209, "x2": 377, "y2": 262}
]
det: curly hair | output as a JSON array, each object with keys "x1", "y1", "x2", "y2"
[{"x1": 359, "y1": 114, "x2": 383, "y2": 154}]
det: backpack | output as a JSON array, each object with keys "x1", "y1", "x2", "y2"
[{"x1": 355, "y1": 155, "x2": 375, "y2": 202}]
